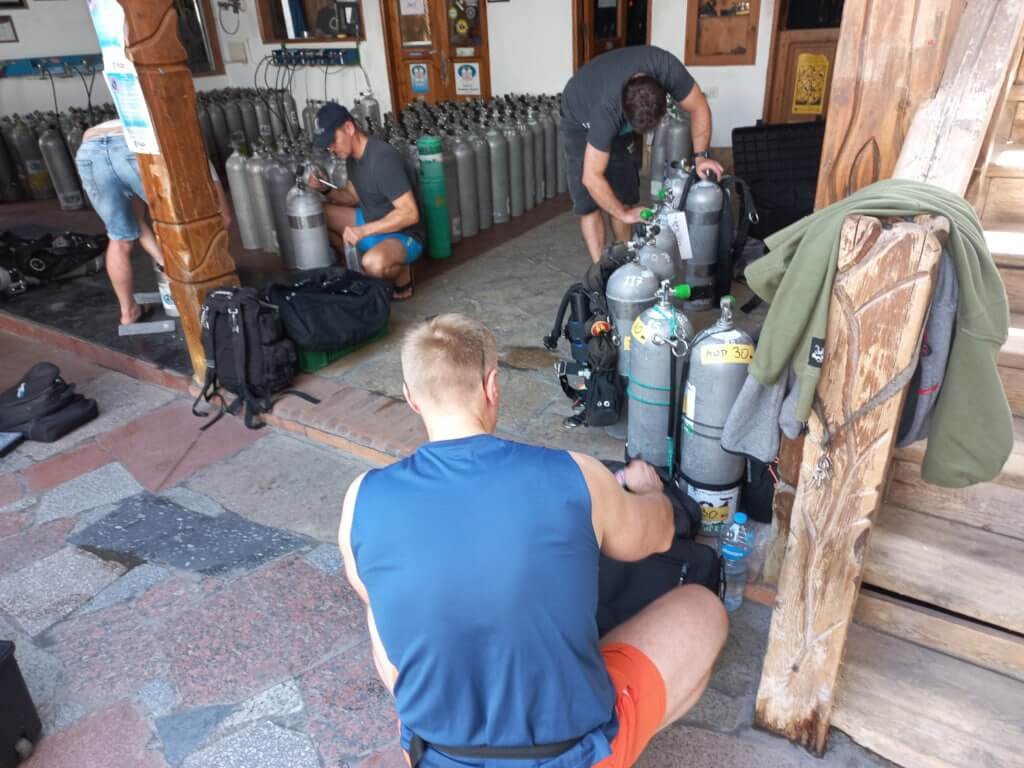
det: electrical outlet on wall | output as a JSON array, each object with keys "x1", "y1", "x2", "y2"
[{"x1": 227, "y1": 42, "x2": 248, "y2": 63}]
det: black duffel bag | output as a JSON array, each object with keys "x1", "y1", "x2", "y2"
[
  {"x1": 0, "y1": 362, "x2": 99, "y2": 443},
  {"x1": 263, "y1": 267, "x2": 391, "y2": 352},
  {"x1": 596, "y1": 460, "x2": 724, "y2": 635}
]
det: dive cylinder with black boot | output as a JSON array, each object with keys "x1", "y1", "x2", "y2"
[
  {"x1": 626, "y1": 281, "x2": 694, "y2": 470},
  {"x1": 682, "y1": 172, "x2": 724, "y2": 311},
  {"x1": 678, "y1": 295, "x2": 754, "y2": 536}
]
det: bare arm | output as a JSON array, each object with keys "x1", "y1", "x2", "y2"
[
  {"x1": 582, "y1": 144, "x2": 644, "y2": 224},
  {"x1": 678, "y1": 84, "x2": 723, "y2": 179},
  {"x1": 355, "y1": 190, "x2": 419, "y2": 237},
  {"x1": 339, "y1": 473, "x2": 399, "y2": 694},
  {"x1": 325, "y1": 180, "x2": 360, "y2": 207},
  {"x1": 571, "y1": 452, "x2": 674, "y2": 562}
]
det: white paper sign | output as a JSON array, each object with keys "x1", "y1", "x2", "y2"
[
  {"x1": 453, "y1": 61, "x2": 481, "y2": 96},
  {"x1": 87, "y1": 0, "x2": 160, "y2": 154},
  {"x1": 399, "y1": 0, "x2": 426, "y2": 15},
  {"x1": 666, "y1": 211, "x2": 693, "y2": 261}
]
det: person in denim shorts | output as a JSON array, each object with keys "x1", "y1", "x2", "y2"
[{"x1": 75, "y1": 120, "x2": 230, "y2": 325}]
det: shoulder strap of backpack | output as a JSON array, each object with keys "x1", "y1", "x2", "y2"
[
  {"x1": 193, "y1": 300, "x2": 227, "y2": 430},
  {"x1": 543, "y1": 283, "x2": 583, "y2": 351},
  {"x1": 229, "y1": 296, "x2": 269, "y2": 430}
]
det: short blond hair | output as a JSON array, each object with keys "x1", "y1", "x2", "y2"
[{"x1": 401, "y1": 314, "x2": 498, "y2": 406}]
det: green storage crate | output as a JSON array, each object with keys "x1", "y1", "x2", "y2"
[{"x1": 297, "y1": 325, "x2": 389, "y2": 373}]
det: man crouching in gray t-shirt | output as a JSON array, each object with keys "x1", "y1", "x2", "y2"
[{"x1": 310, "y1": 103, "x2": 424, "y2": 299}]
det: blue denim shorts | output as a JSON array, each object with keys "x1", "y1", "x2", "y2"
[
  {"x1": 75, "y1": 135, "x2": 147, "y2": 241},
  {"x1": 354, "y1": 208, "x2": 423, "y2": 264}
]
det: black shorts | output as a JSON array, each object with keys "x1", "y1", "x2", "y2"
[{"x1": 563, "y1": 130, "x2": 640, "y2": 216}]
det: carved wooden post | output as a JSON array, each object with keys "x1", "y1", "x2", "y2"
[
  {"x1": 814, "y1": 0, "x2": 960, "y2": 210},
  {"x1": 119, "y1": 0, "x2": 239, "y2": 381},
  {"x1": 754, "y1": 215, "x2": 945, "y2": 754}
]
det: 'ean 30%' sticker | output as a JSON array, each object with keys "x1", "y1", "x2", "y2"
[{"x1": 700, "y1": 343, "x2": 754, "y2": 365}]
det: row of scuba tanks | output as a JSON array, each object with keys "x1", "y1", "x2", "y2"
[
  {"x1": 0, "y1": 104, "x2": 119, "y2": 209},
  {"x1": 218, "y1": 89, "x2": 575, "y2": 270}
]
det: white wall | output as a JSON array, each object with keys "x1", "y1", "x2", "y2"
[
  {"x1": 650, "y1": 0, "x2": 775, "y2": 146},
  {"x1": 208, "y1": 1, "x2": 393, "y2": 115},
  {"x1": 0, "y1": 2, "x2": 113, "y2": 115},
  {"x1": 486, "y1": 0, "x2": 574, "y2": 96}
]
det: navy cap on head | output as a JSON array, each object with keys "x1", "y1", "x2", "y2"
[{"x1": 312, "y1": 102, "x2": 354, "y2": 149}]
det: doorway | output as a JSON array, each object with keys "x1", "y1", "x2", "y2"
[
  {"x1": 381, "y1": 0, "x2": 492, "y2": 111},
  {"x1": 573, "y1": 0, "x2": 650, "y2": 71}
]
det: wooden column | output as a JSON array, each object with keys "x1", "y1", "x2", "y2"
[
  {"x1": 119, "y1": 0, "x2": 239, "y2": 381},
  {"x1": 755, "y1": 0, "x2": 1024, "y2": 755},
  {"x1": 813, "y1": 0, "x2": 961, "y2": 210},
  {"x1": 753, "y1": 214, "x2": 945, "y2": 754}
]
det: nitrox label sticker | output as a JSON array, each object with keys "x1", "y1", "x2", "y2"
[
  {"x1": 808, "y1": 337, "x2": 826, "y2": 368},
  {"x1": 700, "y1": 343, "x2": 754, "y2": 365},
  {"x1": 631, "y1": 317, "x2": 647, "y2": 344}
]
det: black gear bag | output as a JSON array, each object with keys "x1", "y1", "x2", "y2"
[
  {"x1": 192, "y1": 287, "x2": 319, "y2": 430},
  {"x1": 0, "y1": 362, "x2": 98, "y2": 444}
]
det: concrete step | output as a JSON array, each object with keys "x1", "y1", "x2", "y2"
[{"x1": 833, "y1": 622, "x2": 1024, "y2": 768}]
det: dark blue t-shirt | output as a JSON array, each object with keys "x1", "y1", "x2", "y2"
[{"x1": 352, "y1": 435, "x2": 618, "y2": 767}]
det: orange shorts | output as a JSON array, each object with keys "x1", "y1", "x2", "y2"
[{"x1": 595, "y1": 642, "x2": 667, "y2": 768}]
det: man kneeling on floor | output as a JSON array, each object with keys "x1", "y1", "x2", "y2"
[
  {"x1": 310, "y1": 103, "x2": 422, "y2": 299},
  {"x1": 338, "y1": 313, "x2": 728, "y2": 767}
]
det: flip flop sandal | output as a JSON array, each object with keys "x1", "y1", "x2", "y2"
[
  {"x1": 120, "y1": 304, "x2": 157, "y2": 327},
  {"x1": 392, "y1": 280, "x2": 414, "y2": 301}
]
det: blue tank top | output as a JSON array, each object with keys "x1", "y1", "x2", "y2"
[{"x1": 352, "y1": 434, "x2": 618, "y2": 768}]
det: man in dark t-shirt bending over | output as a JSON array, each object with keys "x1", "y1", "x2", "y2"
[
  {"x1": 561, "y1": 45, "x2": 723, "y2": 263},
  {"x1": 311, "y1": 103, "x2": 424, "y2": 299}
]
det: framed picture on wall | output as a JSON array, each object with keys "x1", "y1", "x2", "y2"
[
  {"x1": 686, "y1": 0, "x2": 761, "y2": 66},
  {"x1": 0, "y1": 1, "x2": 26, "y2": 8}
]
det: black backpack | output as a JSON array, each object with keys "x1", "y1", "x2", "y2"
[
  {"x1": 262, "y1": 266, "x2": 391, "y2": 352},
  {"x1": 543, "y1": 244, "x2": 632, "y2": 428},
  {"x1": 192, "y1": 287, "x2": 318, "y2": 430},
  {"x1": 596, "y1": 460, "x2": 724, "y2": 634},
  {"x1": 0, "y1": 362, "x2": 98, "y2": 443}
]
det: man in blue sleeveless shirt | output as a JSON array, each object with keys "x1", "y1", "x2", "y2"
[{"x1": 339, "y1": 314, "x2": 728, "y2": 767}]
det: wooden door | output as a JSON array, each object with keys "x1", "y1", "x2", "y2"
[
  {"x1": 765, "y1": 28, "x2": 839, "y2": 123},
  {"x1": 383, "y1": 0, "x2": 491, "y2": 111},
  {"x1": 575, "y1": 0, "x2": 628, "y2": 70}
]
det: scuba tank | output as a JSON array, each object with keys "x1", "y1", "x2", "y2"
[
  {"x1": 452, "y1": 134, "x2": 478, "y2": 239},
  {"x1": 38, "y1": 126, "x2": 83, "y2": 211},
  {"x1": 359, "y1": 92, "x2": 381, "y2": 128},
  {"x1": 222, "y1": 99, "x2": 247, "y2": 155},
  {"x1": 503, "y1": 121, "x2": 524, "y2": 218},
  {"x1": 329, "y1": 154, "x2": 348, "y2": 191},
  {"x1": 519, "y1": 117, "x2": 535, "y2": 211},
  {"x1": 527, "y1": 109, "x2": 545, "y2": 203},
  {"x1": 442, "y1": 135, "x2": 462, "y2": 243},
  {"x1": 239, "y1": 97, "x2": 261, "y2": 150},
  {"x1": 286, "y1": 168, "x2": 333, "y2": 270},
  {"x1": 417, "y1": 135, "x2": 452, "y2": 259},
  {"x1": 0, "y1": 134, "x2": 21, "y2": 202},
  {"x1": 283, "y1": 92, "x2": 302, "y2": 142},
  {"x1": 246, "y1": 147, "x2": 277, "y2": 253},
  {"x1": 662, "y1": 109, "x2": 692, "y2": 172},
  {"x1": 553, "y1": 107, "x2": 568, "y2": 196},
  {"x1": 679, "y1": 296, "x2": 753, "y2": 536},
  {"x1": 539, "y1": 108, "x2": 557, "y2": 200},
  {"x1": 626, "y1": 281, "x2": 694, "y2": 470},
  {"x1": 254, "y1": 98, "x2": 274, "y2": 145},
  {"x1": 469, "y1": 131, "x2": 492, "y2": 231},
  {"x1": 683, "y1": 176, "x2": 724, "y2": 311},
  {"x1": 485, "y1": 125, "x2": 509, "y2": 224},
  {"x1": 63, "y1": 123, "x2": 85, "y2": 166},
  {"x1": 12, "y1": 118, "x2": 54, "y2": 200},
  {"x1": 225, "y1": 144, "x2": 262, "y2": 251},
  {"x1": 605, "y1": 251, "x2": 660, "y2": 380},
  {"x1": 649, "y1": 114, "x2": 670, "y2": 197},
  {"x1": 207, "y1": 101, "x2": 231, "y2": 162},
  {"x1": 265, "y1": 155, "x2": 297, "y2": 268},
  {"x1": 268, "y1": 94, "x2": 286, "y2": 141}
]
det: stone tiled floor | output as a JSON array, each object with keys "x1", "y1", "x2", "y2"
[{"x1": 0, "y1": 209, "x2": 892, "y2": 767}]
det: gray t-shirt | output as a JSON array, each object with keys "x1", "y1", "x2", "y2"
[
  {"x1": 561, "y1": 46, "x2": 695, "y2": 152},
  {"x1": 348, "y1": 136, "x2": 423, "y2": 241}
]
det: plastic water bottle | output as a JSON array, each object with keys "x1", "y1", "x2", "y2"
[{"x1": 720, "y1": 511, "x2": 753, "y2": 612}]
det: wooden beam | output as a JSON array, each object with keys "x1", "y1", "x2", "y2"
[
  {"x1": 753, "y1": 214, "x2": 946, "y2": 755},
  {"x1": 814, "y1": 0, "x2": 961, "y2": 209},
  {"x1": 119, "y1": 0, "x2": 239, "y2": 381},
  {"x1": 893, "y1": 1, "x2": 1024, "y2": 193}
]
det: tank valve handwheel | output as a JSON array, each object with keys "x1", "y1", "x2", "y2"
[{"x1": 639, "y1": 208, "x2": 654, "y2": 222}]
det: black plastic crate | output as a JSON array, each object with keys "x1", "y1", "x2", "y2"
[
  {"x1": 732, "y1": 121, "x2": 826, "y2": 239},
  {"x1": 0, "y1": 641, "x2": 42, "y2": 768}
]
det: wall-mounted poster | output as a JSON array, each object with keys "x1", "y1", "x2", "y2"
[
  {"x1": 454, "y1": 61, "x2": 481, "y2": 96},
  {"x1": 410, "y1": 62, "x2": 429, "y2": 94},
  {"x1": 792, "y1": 52, "x2": 829, "y2": 115}
]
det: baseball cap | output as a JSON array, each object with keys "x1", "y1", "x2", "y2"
[{"x1": 312, "y1": 102, "x2": 354, "y2": 149}]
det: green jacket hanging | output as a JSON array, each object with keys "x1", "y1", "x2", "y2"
[{"x1": 744, "y1": 178, "x2": 1012, "y2": 488}]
